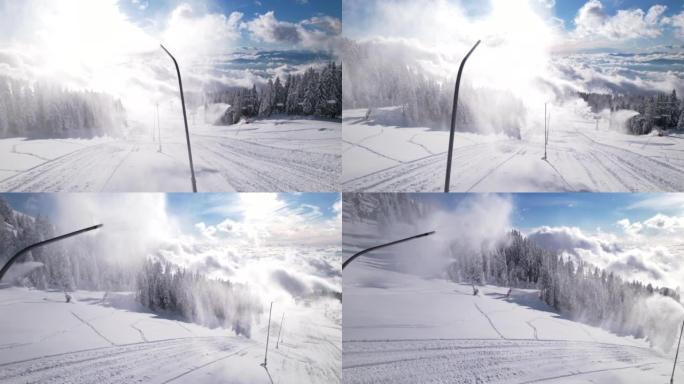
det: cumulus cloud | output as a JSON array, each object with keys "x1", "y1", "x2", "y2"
[
  {"x1": 573, "y1": 0, "x2": 666, "y2": 41},
  {"x1": 663, "y1": 11, "x2": 684, "y2": 39},
  {"x1": 161, "y1": 3, "x2": 243, "y2": 60},
  {"x1": 527, "y1": 215, "x2": 684, "y2": 289},
  {"x1": 244, "y1": 11, "x2": 341, "y2": 51},
  {"x1": 192, "y1": 194, "x2": 340, "y2": 247}
]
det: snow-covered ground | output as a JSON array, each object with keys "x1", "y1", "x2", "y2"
[
  {"x1": 0, "y1": 116, "x2": 340, "y2": 192},
  {"x1": 342, "y1": 226, "x2": 684, "y2": 384},
  {"x1": 0, "y1": 286, "x2": 340, "y2": 384},
  {"x1": 342, "y1": 107, "x2": 684, "y2": 192}
]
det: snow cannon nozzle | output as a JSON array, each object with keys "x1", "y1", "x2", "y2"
[
  {"x1": 0, "y1": 224, "x2": 103, "y2": 283},
  {"x1": 342, "y1": 230, "x2": 437, "y2": 270}
]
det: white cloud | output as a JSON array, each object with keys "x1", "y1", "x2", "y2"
[
  {"x1": 131, "y1": 0, "x2": 148, "y2": 11},
  {"x1": 191, "y1": 194, "x2": 340, "y2": 248},
  {"x1": 628, "y1": 194, "x2": 684, "y2": 211},
  {"x1": 643, "y1": 214, "x2": 684, "y2": 233},
  {"x1": 195, "y1": 222, "x2": 217, "y2": 239},
  {"x1": 527, "y1": 216, "x2": 684, "y2": 289},
  {"x1": 663, "y1": 11, "x2": 684, "y2": 39},
  {"x1": 573, "y1": 0, "x2": 666, "y2": 41},
  {"x1": 162, "y1": 4, "x2": 243, "y2": 60},
  {"x1": 244, "y1": 11, "x2": 340, "y2": 50},
  {"x1": 617, "y1": 218, "x2": 643, "y2": 237}
]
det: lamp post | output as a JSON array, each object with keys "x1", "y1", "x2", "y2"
[
  {"x1": 444, "y1": 40, "x2": 480, "y2": 193},
  {"x1": 342, "y1": 231, "x2": 436, "y2": 270},
  {"x1": 0, "y1": 224, "x2": 103, "y2": 282},
  {"x1": 160, "y1": 44, "x2": 197, "y2": 192}
]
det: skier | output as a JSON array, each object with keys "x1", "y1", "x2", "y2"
[
  {"x1": 472, "y1": 284, "x2": 479, "y2": 296},
  {"x1": 64, "y1": 291, "x2": 71, "y2": 303},
  {"x1": 506, "y1": 288, "x2": 512, "y2": 298}
]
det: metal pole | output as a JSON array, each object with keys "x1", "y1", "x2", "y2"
[
  {"x1": 160, "y1": 44, "x2": 197, "y2": 192},
  {"x1": 262, "y1": 301, "x2": 273, "y2": 367},
  {"x1": 547, "y1": 112, "x2": 551, "y2": 151},
  {"x1": 276, "y1": 312, "x2": 284, "y2": 349},
  {"x1": 444, "y1": 40, "x2": 480, "y2": 193},
  {"x1": 0, "y1": 224, "x2": 103, "y2": 282},
  {"x1": 342, "y1": 231, "x2": 436, "y2": 270},
  {"x1": 671, "y1": 319, "x2": 684, "y2": 384}
]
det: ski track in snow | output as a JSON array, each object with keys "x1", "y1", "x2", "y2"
[
  {"x1": 343, "y1": 339, "x2": 667, "y2": 384},
  {"x1": 342, "y1": 110, "x2": 684, "y2": 192},
  {"x1": 194, "y1": 134, "x2": 339, "y2": 191},
  {"x1": 0, "y1": 119, "x2": 340, "y2": 192},
  {"x1": 474, "y1": 303, "x2": 506, "y2": 340},
  {"x1": 70, "y1": 311, "x2": 117, "y2": 347},
  {"x1": 130, "y1": 321, "x2": 149, "y2": 343},
  {"x1": 0, "y1": 336, "x2": 252, "y2": 384}
]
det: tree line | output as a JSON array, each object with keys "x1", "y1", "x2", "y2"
[
  {"x1": 447, "y1": 229, "x2": 681, "y2": 341},
  {"x1": 207, "y1": 62, "x2": 342, "y2": 125},
  {"x1": 136, "y1": 258, "x2": 263, "y2": 337},
  {"x1": 579, "y1": 90, "x2": 684, "y2": 135},
  {"x1": 0, "y1": 75, "x2": 127, "y2": 139}
]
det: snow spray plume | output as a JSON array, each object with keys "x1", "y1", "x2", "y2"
[
  {"x1": 54, "y1": 194, "x2": 174, "y2": 269},
  {"x1": 368, "y1": 194, "x2": 513, "y2": 278},
  {"x1": 343, "y1": 0, "x2": 563, "y2": 137},
  {"x1": 0, "y1": 0, "x2": 241, "y2": 124},
  {"x1": 2, "y1": 261, "x2": 43, "y2": 285},
  {"x1": 621, "y1": 295, "x2": 684, "y2": 353}
]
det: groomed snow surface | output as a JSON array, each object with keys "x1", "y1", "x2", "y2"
[
  {"x1": 0, "y1": 115, "x2": 341, "y2": 192},
  {"x1": 0, "y1": 287, "x2": 340, "y2": 384},
  {"x1": 342, "y1": 107, "x2": 684, "y2": 192},
  {"x1": 342, "y1": 225, "x2": 684, "y2": 384}
]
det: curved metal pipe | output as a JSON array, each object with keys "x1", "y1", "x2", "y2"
[
  {"x1": 0, "y1": 224, "x2": 103, "y2": 282},
  {"x1": 342, "y1": 231, "x2": 436, "y2": 270},
  {"x1": 161, "y1": 44, "x2": 198, "y2": 193},
  {"x1": 445, "y1": 40, "x2": 481, "y2": 193}
]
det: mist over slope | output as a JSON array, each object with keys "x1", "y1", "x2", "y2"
[
  {"x1": 343, "y1": 193, "x2": 684, "y2": 352},
  {"x1": 0, "y1": 194, "x2": 342, "y2": 337}
]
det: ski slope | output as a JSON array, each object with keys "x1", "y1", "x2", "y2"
[
  {"x1": 0, "y1": 117, "x2": 340, "y2": 192},
  {"x1": 342, "y1": 108, "x2": 684, "y2": 192},
  {"x1": 342, "y1": 229, "x2": 684, "y2": 384},
  {"x1": 0, "y1": 287, "x2": 341, "y2": 384}
]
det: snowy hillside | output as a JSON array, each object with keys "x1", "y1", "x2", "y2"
[
  {"x1": 0, "y1": 287, "x2": 340, "y2": 384},
  {"x1": 342, "y1": 194, "x2": 684, "y2": 383},
  {"x1": 0, "y1": 114, "x2": 340, "y2": 192},
  {"x1": 342, "y1": 107, "x2": 684, "y2": 192},
  {"x1": 0, "y1": 193, "x2": 342, "y2": 383},
  {"x1": 343, "y1": 264, "x2": 682, "y2": 384}
]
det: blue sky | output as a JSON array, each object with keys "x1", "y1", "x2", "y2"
[
  {"x1": 417, "y1": 193, "x2": 684, "y2": 233},
  {"x1": 343, "y1": 0, "x2": 684, "y2": 50},
  {"x1": 554, "y1": 0, "x2": 683, "y2": 24},
  {"x1": 3, "y1": 192, "x2": 340, "y2": 231},
  {"x1": 120, "y1": 0, "x2": 341, "y2": 24},
  {"x1": 166, "y1": 192, "x2": 340, "y2": 228},
  {"x1": 118, "y1": 0, "x2": 341, "y2": 50},
  {"x1": 4, "y1": 192, "x2": 679, "y2": 236}
]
